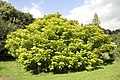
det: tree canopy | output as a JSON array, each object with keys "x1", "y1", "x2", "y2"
[{"x1": 5, "y1": 13, "x2": 115, "y2": 73}]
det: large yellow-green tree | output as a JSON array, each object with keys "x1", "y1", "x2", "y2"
[{"x1": 5, "y1": 13, "x2": 115, "y2": 73}]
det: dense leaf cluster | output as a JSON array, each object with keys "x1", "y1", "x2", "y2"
[{"x1": 5, "y1": 13, "x2": 114, "y2": 73}]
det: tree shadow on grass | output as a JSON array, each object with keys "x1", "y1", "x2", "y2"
[
  {"x1": 0, "y1": 67, "x2": 3, "y2": 70},
  {"x1": 22, "y1": 59, "x2": 115, "y2": 75},
  {"x1": 118, "y1": 75, "x2": 120, "y2": 78},
  {"x1": 103, "y1": 58, "x2": 115, "y2": 66},
  {"x1": 29, "y1": 66, "x2": 104, "y2": 75},
  {"x1": 0, "y1": 66, "x2": 5, "y2": 71}
]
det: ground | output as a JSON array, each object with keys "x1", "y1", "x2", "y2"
[{"x1": 0, "y1": 60, "x2": 120, "y2": 80}]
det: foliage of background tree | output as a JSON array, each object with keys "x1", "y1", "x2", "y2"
[
  {"x1": 0, "y1": 0, "x2": 34, "y2": 28},
  {"x1": 0, "y1": 16, "x2": 17, "y2": 40},
  {"x1": 111, "y1": 29, "x2": 120, "y2": 34},
  {"x1": 0, "y1": 16, "x2": 17, "y2": 60},
  {"x1": 5, "y1": 13, "x2": 115, "y2": 73},
  {"x1": 111, "y1": 32, "x2": 120, "y2": 59},
  {"x1": 92, "y1": 13, "x2": 101, "y2": 27},
  {"x1": 0, "y1": 0, "x2": 34, "y2": 60},
  {"x1": 103, "y1": 28, "x2": 120, "y2": 59}
]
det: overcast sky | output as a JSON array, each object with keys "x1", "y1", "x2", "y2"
[{"x1": 4, "y1": 0, "x2": 120, "y2": 30}]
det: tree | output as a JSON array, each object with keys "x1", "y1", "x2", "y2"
[
  {"x1": 92, "y1": 13, "x2": 101, "y2": 27},
  {"x1": 0, "y1": 17, "x2": 17, "y2": 40},
  {"x1": 0, "y1": 0, "x2": 34, "y2": 39},
  {"x1": 111, "y1": 31, "x2": 120, "y2": 59},
  {"x1": 0, "y1": 0, "x2": 34, "y2": 28},
  {"x1": 0, "y1": 0, "x2": 34, "y2": 60},
  {"x1": 5, "y1": 13, "x2": 115, "y2": 73},
  {"x1": 0, "y1": 16, "x2": 16, "y2": 60}
]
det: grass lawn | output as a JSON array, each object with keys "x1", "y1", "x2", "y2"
[{"x1": 0, "y1": 60, "x2": 120, "y2": 80}]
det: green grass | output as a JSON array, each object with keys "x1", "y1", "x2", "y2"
[{"x1": 0, "y1": 61, "x2": 120, "y2": 80}]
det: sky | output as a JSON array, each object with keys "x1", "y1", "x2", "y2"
[{"x1": 4, "y1": 0, "x2": 120, "y2": 30}]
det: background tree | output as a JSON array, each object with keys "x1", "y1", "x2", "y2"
[
  {"x1": 92, "y1": 13, "x2": 101, "y2": 27},
  {"x1": 91, "y1": 13, "x2": 110, "y2": 34},
  {"x1": 0, "y1": 0, "x2": 34, "y2": 61},
  {"x1": 0, "y1": 16, "x2": 16, "y2": 60},
  {"x1": 0, "y1": 0, "x2": 34, "y2": 28},
  {"x1": 111, "y1": 31, "x2": 120, "y2": 59}
]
